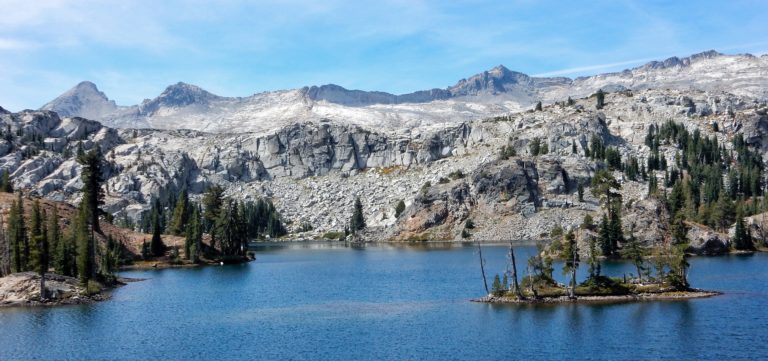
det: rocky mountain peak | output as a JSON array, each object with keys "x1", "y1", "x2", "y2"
[
  {"x1": 159, "y1": 82, "x2": 218, "y2": 103},
  {"x1": 639, "y1": 50, "x2": 724, "y2": 71},
  {"x1": 40, "y1": 80, "x2": 117, "y2": 119},
  {"x1": 488, "y1": 64, "x2": 511, "y2": 76},
  {"x1": 138, "y1": 82, "x2": 222, "y2": 115},
  {"x1": 73, "y1": 80, "x2": 100, "y2": 92},
  {"x1": 449, "y1": 64, "x2": 532, "y2": 96}
]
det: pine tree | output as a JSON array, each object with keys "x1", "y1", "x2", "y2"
[
  {"x1": 150, "y1": 208, "x2": 165, "y2": 257},
  {"x1": 78, "y1": 147, "x2": 105, "y2": 233},
  {"x1": 598, "y1": 214, "x2": 611, "y2": 257},
  {"x1": 394, "y1": 200, "x2": 406, "y2": 218},
  {"x1": 28, "y1": 199, "x2": 42, "y2": 271},
  {"x1": 561, "y1": 231, "x2": 579, "y2": 299},
  {"x1": 577, "y1": 183, "x2": 584, "y2": 202},
  {"x1": 529, "y1": 137, "x2": 541, "y2": 156},
  {"x1": 608, "y1": 204, "x2": 624, "y2": 255},
  {"x1": 491, "y1": 274, "x2": 502, "y2": 295},
  {"x1": 732, "y1": 209, "x2": 754, "y2": 250},
  {"x1": 51, "y1": 207, "x2": 75, "y2": 277},
  {"x1": 671, "y1": 213, "x2": 688, "y2": 244},
  {"x1": 8, "y1": 195, "x2": 26, "y2": 272},
  {"x1": 586, "y1": 236, "x2": 601, "y2": 280},
  {"x1": 203, "y1": 185, "x2": 224, "y2": 248},
  {"x1": 595, "y1": 89, "x2": 605, "y2": 109},
  {"x1": 37, "y1": 208, "x2": 49, "y2": 300},
  {"x1": 620, "y1": 233, "x2": 645, "y2": 281},
  {"x1": 0, "y1": 170, "x2": 13, "y2": 193},
  {"x1": 185, "y1": 206, "x2": 202, "y2": 262},
  {"x1": 169, "y1": 189, "x2": 190, "y2": 236},
  {"x1": 75, "y1": 203, "x2": 94, "y2": 286},
  {"x1": 47, "y1": 206, "x2": 60, "y2": 263},
  {"x1": 350, "y1": 197, "x2": 366, "y2": 232},
  {"x1": 534, "y1": 101, "x2": 542, "y2": 111}
]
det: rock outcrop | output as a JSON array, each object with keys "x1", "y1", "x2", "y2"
[
  {"x1": 0, "y1": 272, "x2": 109, "y2": 307},
  {"x1": 686, "y1": 223, "x2": 730, "y2": 255}
]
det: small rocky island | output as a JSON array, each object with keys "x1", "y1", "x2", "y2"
[
  {"x1": 474, "y1": 277, "x2": 720, "y2": 305},
  {"x1": 472, "y1": 239, "x2": 721, "y2": 305}
]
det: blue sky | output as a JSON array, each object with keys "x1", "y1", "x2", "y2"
[{"x1": 1, "y1": 0, "x2": 767, "y2": 111}]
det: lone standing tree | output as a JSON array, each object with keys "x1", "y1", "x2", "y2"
[
  {"x1": 562, "y1": 231, "x2": 579, "y2": 299},
  {"x1": 78, "y1": 147, "x2": 105, "y2": 234},
  {"x1": 596, "y1": 89, "x2": 605, "y2": 109},
  {"x1": 37, "y1": 208, "x2": 49, "y2": 300},
  {"x1": 350, "y1": 197, "x2": 365, "y2": 233}
]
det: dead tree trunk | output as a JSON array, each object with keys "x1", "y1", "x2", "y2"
[
  {"x1": 478, "y1": 244, "x2": 489, "y2": 294},
  {"x1": 569, "y1": 250, "x2": 577, "y2": 300},
  {"x1": 508, "y1": 243, "x2": 523, "y2": 299},
  {"x1": 0, "y1": 214, "x2": 8, "y2": 276},
  {"x1": 40, "y1": 273, "x2": 46, "y2": 301}
]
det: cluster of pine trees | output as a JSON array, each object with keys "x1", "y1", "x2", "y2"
[
  {"x1": 578, "y1": 120, "x2": 764, "y2": 254},
  {"x1": 138, "y1": 185, "x2": 287, "y2": 262},
  {"x1": 1, "y1": 147, "x2": 117, "y2": 294},
  {"x1": 646, "y1": 121, "x2": 763, "y2": 250}
]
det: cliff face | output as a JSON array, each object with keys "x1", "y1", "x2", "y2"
[{"x1": 0, "y1": 109, "x2": 475, "y2": 224}]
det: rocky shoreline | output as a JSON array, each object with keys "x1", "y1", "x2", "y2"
[
  {"x1": 472, "y1": 289, "x2": 721, "y2": 305},
  {"x1": 0, "y1": 272, "x2": 139, "y2": 308}
]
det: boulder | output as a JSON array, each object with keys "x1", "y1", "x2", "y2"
[{"x1": 686, "y1": 223, "x2": 730, "y2": 255}]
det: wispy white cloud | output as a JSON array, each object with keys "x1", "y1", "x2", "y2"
[
  {"x1": 532, "y1": 57, "x2": 658, "y2": 77},
  {"x1": 0, "y1": 38, "x2": 37, "y2": 51}
]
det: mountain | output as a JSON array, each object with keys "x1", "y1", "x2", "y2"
[
  {"x1": 40, "y1": 50, "x2": 768, "y2": 135},
  {"x1": 8, "y1": 84, "x2": 768, "y2": 244},
  {"x1": 138, "y1": 82, "x2": 224, "y2": 115},
  {"x1": 40, "y1": 81, "x2": 119, "y2": 120}
]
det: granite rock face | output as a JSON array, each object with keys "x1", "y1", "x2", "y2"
[
  {"x1": 686, "y1": 223, "x2": 730, "y2": 255},
  {"x1": 1, "y1": 85, "x2": 766, "y2": 247}
]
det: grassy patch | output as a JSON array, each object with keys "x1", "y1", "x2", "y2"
[
  {"x1": 576, "y1": 276, "x2": 630, "y2": 296},
  {"x1": 322, "y1": 231, "x2": 344, "y2": 240}
]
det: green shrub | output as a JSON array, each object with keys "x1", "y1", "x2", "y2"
[
  {"x1": 322, "y1": 231, "x2": 344, "y2": 240},
  {"x1": 394, "y1": 200, "x2": 406, "y2": 218},
  {"x1": 448, "y1": 170, "x2": 465, "y2": 179}
]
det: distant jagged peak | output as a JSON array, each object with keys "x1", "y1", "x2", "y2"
[
  {"x1": 638, "y1": 49, "x2": 726, "y2": 71},
  {"x1": 137, "y1": 81, "x2": 223, "y2": 115},
  {"x1": 689, "y1": 49, "x2": 723, "y2": 59},
  {"x1": 160, "y1": 82, "x2": 221, "y2": 103},
  {"x1": 40, "y1": 80, "x2": 117, "y2": 118},
  {"x1": 449, "y1": 64, "x2": 533, "y2": 96},
  {"x1": 0, "y1": 105, "x2": 9, "y2": 114}
]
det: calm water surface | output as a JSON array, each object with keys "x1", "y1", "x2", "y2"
[{"x1": 0, "y1": 243, "x2": 766, "y2": 360}]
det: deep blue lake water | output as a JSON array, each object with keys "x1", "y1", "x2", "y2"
[{"x1": 0, "y1": 243, "x2": 766, "y2": 360}]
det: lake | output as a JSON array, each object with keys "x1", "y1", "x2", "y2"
[{"x1": 0, "y1": 243, "x2": 766, "y2": 360}]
